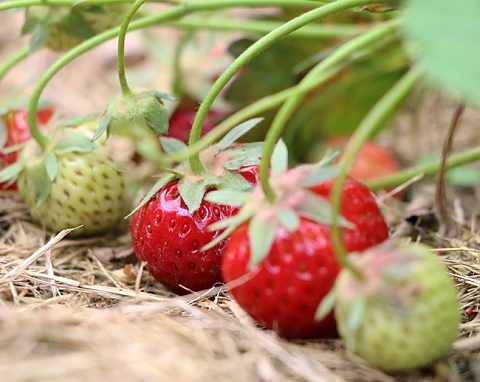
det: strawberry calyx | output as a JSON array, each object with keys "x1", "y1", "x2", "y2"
[
  {"x1": 202, "y1": 140, "x2": 354, "y2": 267},
  {"x1": 96, "y1": 90, "x2": 174, "y2": 142},
  {"x1": 129, "y1": 118, "x2": 265, "y2": 217}
]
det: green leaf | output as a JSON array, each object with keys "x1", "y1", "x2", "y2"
[
  {"x1": 403, "y1": 0, "x2": 480, "y2": 105},
  {"x1": 154, "y1": 91, "x2": 176, "y2": 102},
  {"x1": 159, "y1": 136, "x2": 188, "y2": 155},
  {"x1": 92, "y1": 116, "x2": 110, "y2": 142},
  {"x1": 54, "y1": 132, "x2": 96, "y2": 153},
  {"x1": 204, "y1": 189, "x2": 250, "y2": 206},
  {"x1": 248, "y1": 216, "x2": 278, "y2": 268},
  {"x1": 0, "y1": 161, "x2": 25, "y2": 183},
  {"x1": 299, "y1": 164, "x2": 339, "y2": 188},
  {"x1": 314, "y1": 290, "x2": 336, "y2": 321},
  {"x1": 276, "y1": 208, "x2": 300, "y2": 233},
  {"x1": 270, "y1": 139, "x2": 288, "y2": 175},
  {"x1": 445, "y1": 166, "x2": 480, "y2": 187},
  {"x1": 126, "y1": 174, "x2": 176, "y2": 218},
  {"x1": 44, "y1": 151, "x2": 58, "y2": 181},
  {"x1": 178, "y1": 177, "x2": 208, "y2": 214},
  {"x1": 215, "y1": 118, "x2": 264, "y2": 150}
]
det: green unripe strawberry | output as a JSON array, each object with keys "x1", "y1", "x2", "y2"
[
  {"x1": 334, "y1": 241, "x2": 460, "y2": 372},
  {"x1": 24, "y1": 4, "x2": 132, "y2": 52},
  {"x1": 17, "y1": 138, "x2": 132, "y2": 238}
]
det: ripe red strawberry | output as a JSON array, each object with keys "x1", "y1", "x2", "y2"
[
  {"x1": 131, "y1": 165, "x2": 259, "y2": 294},
  {"x1": 314, "y1": 134, "x2": 405, "y2": 199},
  {"x1": 130, "y1": 119, "x2": 264, "y2": 294},
  {"x1": 163, "y1": 106, "x2": 220, "y2": 143},
  {"x1": 204, "y1": 141, "x2": 389, "y2": 339},
  {"x1": 1, "y1": 107, "x2": 54, "y2": 190}
]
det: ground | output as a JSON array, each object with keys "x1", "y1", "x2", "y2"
[{"x1": 1, "y1": 7, "x2": 480, "y2": 382}]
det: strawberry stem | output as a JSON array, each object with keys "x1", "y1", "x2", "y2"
[
  {"x1": 330, "y1": 67, "x2": 423, "y2": 278},
  {"x1": 0, "y1": 46, "x2": 29, "y2": 83},
  {"x1": 117, "y1": 0, "x2": 148, "y2": 96},
  {"x1": 188, "y1": 0, "x2": 395, "y2": 181}
]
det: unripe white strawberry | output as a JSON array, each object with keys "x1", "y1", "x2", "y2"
[
  {"x1": 334, "y1": 241, "x2": 460, "y2": 372},
  {"x1": 17, "y1": 135, "x2": 132, "y2": 238}
]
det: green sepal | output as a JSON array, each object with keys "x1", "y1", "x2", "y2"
[
  {"x1": 249, "y1": 216, "x2": 278, "y2": 267},
  {"x1": 276, "y1": 208, "x2": 300, "y2": 233},
  {"x1": 92, "y1": 115, "x2": 111, "y2": 142},
  {"x1": 215, "y1": 118, "x2": 264, "y2": 150},
  {"x1": 29, "y1": 21, "x2": 49, "y2": 52},
  {"x1": 314, "y1": 289, "x2": 336, "y2": 321},
  {"x1": 299, "y1": 164, "x2": 339, "y2": 188},
  {"x1": 159, "y1": 136, "x2": 188, "y2": 155},
  {"x1": 22, "y1": 7, "x2": 45, "y2": 35},
  {"x1": 126, "y1": 173, "x2": 176, "y2": 218},
  {"x1": 218, "y1": 171, "x2": 253, "y2": 192},
  {"x1": 204, "y1": 189, "x2": 250, "y2": 207},
  {"x1": 178, "y1": 176, "x2": 209, "y2": 214},
  {"x1": 44, "y1": 151, "x2": 58, "y2": 181},
  {"x1": 344, "y1": 296, "x2": 367, "y2": 353},
  {"x1": 270, "y1": 139, "x2": 288, "y2": 175},
  {"x1": 154, "y1": 91, "x2": 176, "y2": 102},
  {"x1": 298, "y1": 190, "x2": 355, "y2": 229},
  {"x1": 224, "y1": 142, "x2": 264, "y2": 170},
  {"x1": 54, "y1": 131, "x2": 97, "y2": 153},
  {"x1": 0, "y1": 161, "x2": 25, "y2": 184},
  {"x1": 201, "y1": 209, "x2": 253, "y2": 252},
  {"x1": 31, "y1": 160, "x2": 51, "y2": 211}
]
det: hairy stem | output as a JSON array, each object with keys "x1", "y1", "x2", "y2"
[
  {"x1": 188, "y1": 0, "x2": 393, "y2": 176},
  {"x1": 330, "y1": 67, "x2": 423, "y2": 278},
  {"x1": 117, "y1": 0, "x2": 148, "y2": 95}
]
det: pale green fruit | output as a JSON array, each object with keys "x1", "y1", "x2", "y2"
[
  {"x1": 18, "y1": 146, "x2": 132, "y2": 238},
  {"x1": 334, "y1": 241, "x2": 460, "y2": 372}
]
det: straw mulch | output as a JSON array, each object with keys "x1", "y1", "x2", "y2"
[{"x1": 1, "y1": 188, "x2": 479, "y2": 382}]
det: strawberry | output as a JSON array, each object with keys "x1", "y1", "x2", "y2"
[
  {"x1": 334, "y1": 240, "x2": 460, "y2": 372},
  {"x1": 130, "y1": 119, "x2": 264, "y2": 294},
  {"x1": 312, "y1": 134, "x2": 405, "y2": 199},
  {"x1": 1, "y1": 107, "x2": 54, "y2": 190},
  {"x1": 162, "y1": 104, "x2": 220, "y2": 144},
  {"x1": 24, "y1": 4, "x2": 132, "y2": 52},
  {"x1": 203, "y1": 141, "x2": 389, "y2": 339},
  {"x1": 0, "y1": 120, "x2": 133, "y2": 238}
]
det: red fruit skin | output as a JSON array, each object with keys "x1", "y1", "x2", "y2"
[
  {"x1": 222, "y1": 177, "x2": 389, "y2": 339},
  {"x1": 1, "y1": 108, "x2": 54, "y2": 190},
  {"x1": 131, "y1": 165, "x2": 259, "y2": 295},
  {"x1": 164, "y1": 108, "x2": 219, "y2": 143}
]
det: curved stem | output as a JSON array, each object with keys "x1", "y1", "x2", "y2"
[
  {"x1": 117, "y1": 0, "x2": 148, "y2": 95},
  {"x1": 330, "y1": 67, "x2": 423, "y2": 278},
  {"x1": 23, "y1": 0, "x2": 325, "y2": 152},
  {"x1": 166, "y1": 18, "x2": 364, "y2": 40},
  {"x1": 0, "y1": 46, "x2": 30, "y2": 83},
  {"x1": 188, "y1": 0, "x2": 393, "y2": 175},
  {"x1": 259, "y1": 19, "x2": 401, "y2": 203},
  {"x1": 0, "y1": 0, "x2": 324, "y2": 12}
]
